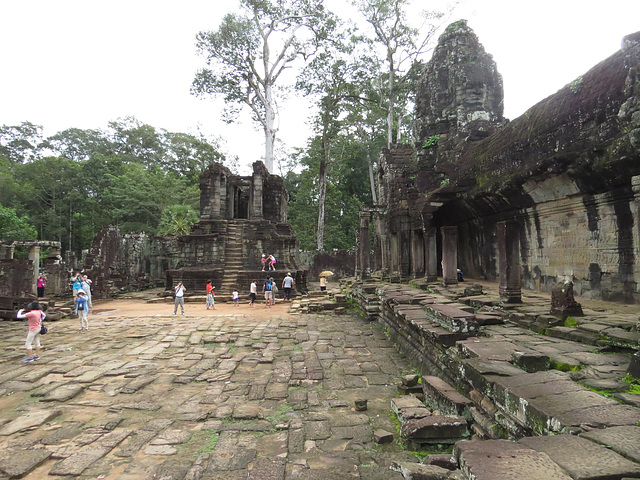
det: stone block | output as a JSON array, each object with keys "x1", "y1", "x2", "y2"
[
  {"x1": 374, "y1": 429, "x2": 394, "y2": 444},
  {"x1": 511, "y1": 351, "x2": 550, "y2": 373},
  {"x1": 580, "y1": 425, "x2": 640, "y2": 464},
  {"x1": 401, "y1": 415, "x2": 469, "y2": 441},
  {"x1": 421, "y1": 375, "x2": 472, "y2": 418}
]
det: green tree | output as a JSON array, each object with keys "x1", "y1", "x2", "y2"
[
  {"x1": 0, "y1": 121, "x2": 44, "y2": 163},
  {"x1": 0, "y1": 204, "x2": 37, "y2": 242},
  {"x1": 353, "y1": 0, "x2": 446, "y2": 145},
  {"x1": 192, "y1": 0, "x2": 335, "y2": 173},
  {"x1": 156, "y1": 204, "x2": 199, "y2": 236}
]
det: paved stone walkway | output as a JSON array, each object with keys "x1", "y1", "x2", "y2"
[{"x1": 0, "y1": 307, "x2": 421, "y2": 479}]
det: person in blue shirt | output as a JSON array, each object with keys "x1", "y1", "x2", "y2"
[
  {"x1": 72, "y1": 273, "x2": 83, "y2": 297},
  {"x1": 75, "y1": 290, "x2": 89, "y2": 330}
]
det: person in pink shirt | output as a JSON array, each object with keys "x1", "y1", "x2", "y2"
[{"x1": 17, "y1": 302, "x2": 46, "y2": 362}]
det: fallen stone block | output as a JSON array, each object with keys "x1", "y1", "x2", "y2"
[
  {"x1": 401, "y1": 415, "x2": 469, "y2": 441},
  {"x1": 390, "y1": 461, "x2": 454, "y2": 479},
  {"x1": 511, "y1": 351, "x2": 550, "y2": 373},
  {"x1": 374, "y1": 429, "x2": 394, "y2": 444}
]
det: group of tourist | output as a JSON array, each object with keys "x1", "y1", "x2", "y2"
[
  {"x1": 72, "y1": 272, "x2": 93, "y2": 331},
  {"x1": 171, "y1": 272, "x2": 297, "y2": 313}
]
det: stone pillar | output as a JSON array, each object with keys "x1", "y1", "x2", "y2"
[
  {"x1": 28, "y1": 245, "x2": 40, "y2": 295},
  {"x1": 212, "y1": 174, "x2": 222, "y2": 218},
  {"x1": 358, "y1": 211, "x2": 371, "y2": 279},
  {"x1": 228, "y1": 185, "x2": 236, "y2": 219},
  {"x1": 251, "y1": 169, "x2": 264, "y2": 220},
  {"x1": 399, "y1": 217, "x2": 412, "y2": 277},
  {"x1": 0, "y1": 244, "x2": 15, "y2": 259},
  {"x1": 219, "y1": 176, "x2": 228, "y2": 219},
  {"x1": 497, "y1": 220, "x2": 522, "y2": 303},
  {"x1": 424, "y1": 227, "x2": 438, "y2": 282},
  {"x1": 411, "y1": 230, "x2": 424, "y2": 278},
  {"x1": 441, "y1": 226, "x2": 458, "y2": 286}
]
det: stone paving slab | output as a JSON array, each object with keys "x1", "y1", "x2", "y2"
[
  {"x1": 455, "y1": 439, "x2": 573, "y2": 480},
  {"x1": 519, "y1": 434, "x2": 640, "y2": 479}
]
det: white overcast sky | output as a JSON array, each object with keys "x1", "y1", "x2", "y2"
[{"x1": 1, "y1": 0, "x2": 639, "y2": 173}]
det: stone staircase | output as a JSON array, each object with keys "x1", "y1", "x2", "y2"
[{"x1": 218, "y1": 221, "x2": 245, "y2": 294}]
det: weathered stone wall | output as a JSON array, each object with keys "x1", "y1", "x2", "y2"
[{"x1": 370, "y1": 21, "x2": 640, "y2": 303}]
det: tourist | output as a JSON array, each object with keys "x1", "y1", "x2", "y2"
[
  {"x1": 268, "y1": 254, "x2": 276, "y2": 271},
  {"x1": 457, "y1": 268, "x2": 465, "y2": 282},
  {"x1": 206, "y1": 280, "x2": 215, "y2": 310},
  {"x1": 282, "y1": 272, "x2": 295, "y2": 301},
  {"x1": 17, "y1": 302, "x2": 45, "y2": 362},
  {"x1": 37, "y1": 273, "x2": 47, "y2": 297},
  {"x1": 263, "y1": 277, "x2": 273, "y2": 307},
  {"x1": 174, "y1": 282, "x2": 186, "y2": 315},
  {"x1": 319, "y1": 275, "x2": 327, "y2": 292},
  {"x1": 81, "y1": 275, "x2": 93, "y2": 309},
  {"x1": 261, "y1": 254, "x2": 267, "y2": 271},
  {"x1": 249, "y1": 280, "x2": 257, "y2": 307},
  {"x1": 72, "y1": 272, "x2": 83, "y2": 297},
  {"x1": 270, "y1": 276, "x2": 277, "y2": 305},
  {"x1": 232, "y1": 288, "x2": 239, "y2": 306},
  {"x1": 75, "y1": 290, "x2": 89, "y2": 331}
]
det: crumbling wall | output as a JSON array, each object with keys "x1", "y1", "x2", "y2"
[{"x1": 372, "y1": 22, "x2": 640, "y2": 302}]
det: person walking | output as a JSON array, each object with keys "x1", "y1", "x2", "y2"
[
  {"x1": 17, "y1": 302, "x2": 45, "y2": 362},
  {"x1": 81, "y1": 275, "x2": 93, "y2": 309},
  {"x1": 205, "y1": 280, "x2": 215, "y2": 310},
  {"x1": 37, "y1": 273, "x2": 47, "y2": 297},
  {"x1": 262, "y1": 277, "x2": 273, "y2": 307},
  {"x1": 174, "y1": 282, "x2": 186, "y2": 315},
  {"x1": 282, "y1": 272, "x2": 295, "y2": 301},
  {"x1": 249, "y1": 280, "x2": 257, "y2": 307},
  {"x1": 75, "y1": 290, "x2": 89, "y2": 331}
]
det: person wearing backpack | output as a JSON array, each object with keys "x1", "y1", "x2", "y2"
[{"x1": 263, "y1": 277, "x2": 273, "y2": 308}]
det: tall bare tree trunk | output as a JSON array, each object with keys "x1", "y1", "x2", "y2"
[
  {"x1": 367, "y1": 150, "x2": 377, "y2": 204},
  {"x1": 317, "y1": 137, "x2": 328, "y2": 251}
]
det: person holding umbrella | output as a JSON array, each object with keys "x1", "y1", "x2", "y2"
[{"x1": 319, "y1": 271, "x2": 333, "y2": 291}]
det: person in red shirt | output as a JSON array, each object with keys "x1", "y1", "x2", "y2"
[
  {"x1": 17, "y1": 302, "x2": 45, "y2": 362},
  {"x1": 205, "y1": 280, "x2": 215, "y2": 310}
]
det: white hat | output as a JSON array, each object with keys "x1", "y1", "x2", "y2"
[
  {"x1": 262, "y1": 254, "x2": 266, "y2": 257},
  {"x1": 78, "y1": 289, "x2": 85, "y2": 294}
]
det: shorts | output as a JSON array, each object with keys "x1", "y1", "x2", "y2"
[
  {"x1": 264, "y1": 291, "x2": 272, "y2": 301},
  {"x1": 25, "y1": 328, "x2": 41, "y2": 349}
]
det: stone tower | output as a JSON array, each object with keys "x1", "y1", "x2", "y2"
[{"x1": 414, "y1": 19, "x2": 505, "y2": 172}]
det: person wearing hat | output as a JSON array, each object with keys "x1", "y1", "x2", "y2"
[
  {"x1": 261, "y1": 254, "x2": 267, "y2": 271},
  {"x1": 75, "y1": 289, "x2": 89, "y2": 331},
  {"x1": 282, "y1": 272, "x2": 295, "y2": 301}
]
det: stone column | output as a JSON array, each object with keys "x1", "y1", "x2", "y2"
[
  {"x1": 28, "y1": 245, "x2": 40, "y2": 295},
  {"x1": 399, "y1": 217, "x2": 412, "y2": 277},
  {"x1": 358, "y1": 211, "x2": 371, "y2": 279},
  {"x1": 424, "y1": 227, "x2": 438, "y2": 282},
  {"x1": 212, "y1": 174, "x2": 222, "y2": 218},
  {"x1": 441, "y1": 226, "x2": 458, "y2": 286},
  {"x1": 497, "y1": 220, "x2": 522, "y2": 303},
  {"x1": 0, "y1": 244, "x2": 15, "y2": 259},
  {"x1": 251, "y1": 169, "x2": 263, "y2": 220},
  {"x1": 411, "y1": 230, "x2": 424, "y2": 278}
]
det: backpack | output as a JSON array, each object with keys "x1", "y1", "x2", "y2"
[{"x1": 265, "y1": 281, "x2": 272, "y2": 291}]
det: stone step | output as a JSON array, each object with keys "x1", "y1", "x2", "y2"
[
  {"x1": 422, "y1": 304, "x2": 479, "y2": 335},
  {"x1": 421, "y1": 375, "x2": 472, "y2": 419}
]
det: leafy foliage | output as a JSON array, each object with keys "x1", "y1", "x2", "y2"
[
  {"x1": 0, "y1": 118, "x2": 226, "y2": 253},
  {"x1": 0, "y1": 203, "x2": 37, "y2": 242}
]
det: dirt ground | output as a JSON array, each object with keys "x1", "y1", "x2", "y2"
[{"x1": 89, "y1": 294, "x2": 295, "y2": 320}]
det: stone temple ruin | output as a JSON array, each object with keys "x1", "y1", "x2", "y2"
[
  {"x1": 356, "y1": 21, "x2": 640, "y2": 306},
  {"x1": 0, "y1": 161, "x2": 306, "y2": 309}
]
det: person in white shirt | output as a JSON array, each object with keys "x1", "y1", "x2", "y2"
[
  {"x1": 173, "y1": 282, "x2": 186, "y2": 315},
  {"x1": 249, "y1": 281, "x2": 257, "y2": 307}
]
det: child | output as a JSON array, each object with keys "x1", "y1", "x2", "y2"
[
  {"x1": 232, "y1": 288, "x2": 239, "y2": 306},
  {"x1": 261, "y1": 254, "x2": 266, "y2": 271},
  {"x1": 206, "y1": 280, "x2": 215, "y2": 310},
  {"x1": 75, "y1": 290, "x2": 89, "y2": 330},
  {"x1": 268, "y1": 254, "x2": 276, "y2": 271},
  {"x1": 17, "y1": 302, "x2": 45, "y2": 362}
]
